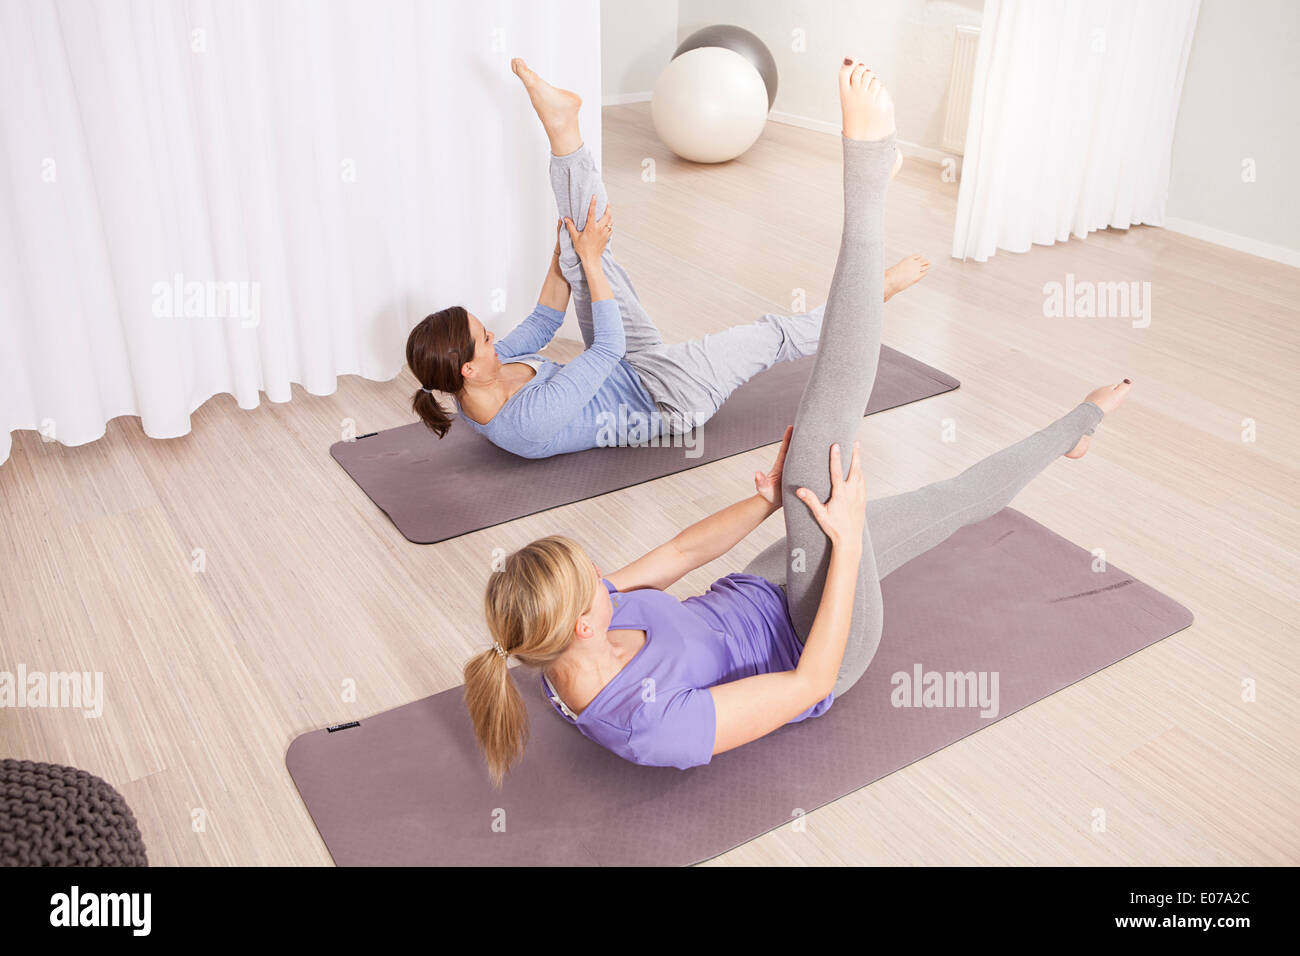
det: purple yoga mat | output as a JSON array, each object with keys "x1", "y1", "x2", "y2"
[
  {"x1": 286, "y1": 508, "x2": 1192, "y2": 866},
  {"x1": 332, "y1": 345, "x2": 958, "y2": 544}
]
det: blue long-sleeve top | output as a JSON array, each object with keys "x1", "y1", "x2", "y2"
[{"x1": 458, "y1": 299, "x2": 660, "y2": 459}]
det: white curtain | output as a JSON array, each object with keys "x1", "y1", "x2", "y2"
[
  {"x1": 0, "y1": 0, "x2": 601, "y2": 465},
  {"x1": 953, "y1": 0, "x2": 1199, "y2": 262}
]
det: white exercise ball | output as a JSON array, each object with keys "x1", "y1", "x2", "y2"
[{"x1": 651, "y1": 47, "x2": 769, "y2": 164}]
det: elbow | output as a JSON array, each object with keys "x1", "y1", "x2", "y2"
[
  {"x1": 796, "y1": 668, "x2": 835, "y2": 710},
  {"x1": 813, "y1": 675, "x2": 836, "y2": 706},
  {"x1": 589, "y1": 302, "x2": 627, "y2": 357}
]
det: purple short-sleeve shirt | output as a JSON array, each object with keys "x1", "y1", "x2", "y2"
[{"x1": 540, "y1": 573, "x2": 834, "y2": 769}]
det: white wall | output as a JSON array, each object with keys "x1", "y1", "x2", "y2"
[
  {"x1": 676, "y1": 0, "x2": 983, "y2": 154},
  {"x1": 1165, "y1": 0, "x2": 1300, "y2": 263},
  {"x1": 600, "y1": 0, "x2": 680, "y2": 101}
]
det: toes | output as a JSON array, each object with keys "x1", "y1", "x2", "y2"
[{"x1": 851, "y1": 63, "x2": 869, "y2": 87}]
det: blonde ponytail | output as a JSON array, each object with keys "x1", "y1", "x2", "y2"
[
  {"x1": 462, "y1": 647, "x2": 526, "y2": 790},
  {"x1": 464, "y1": 536, "x2": 597, "y2": 788}
]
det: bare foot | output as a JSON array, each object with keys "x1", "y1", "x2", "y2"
[
  {"x1": 839, "y1": 58, "x2": 895, "y2": 142},
  {"x1": 1066, "y1": 380, "x2": 1132, "y2": 459},
  {"x1": 884, "y1": 254, "x2": 929, "y2": 302},
  {"x1": 511, "y1": 58, "x2": 582, "y2": 151}
]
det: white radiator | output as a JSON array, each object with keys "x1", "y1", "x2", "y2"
[{"x1": 942, "y1": 25, "x2": 981, "y2": 155}]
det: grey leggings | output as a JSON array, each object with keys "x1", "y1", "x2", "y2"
[
  {"x1": 550, "y1": 145, "x2": 823, "y2": 430},
  {"x1": 738, "y1": 135, "x2": 1105, "y2": 697}
]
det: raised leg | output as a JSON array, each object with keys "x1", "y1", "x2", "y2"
[
  {"x1": 777, "y1": 61, "x2": 898, "y2": 698},
  {"x1": 512, "y1": 58, "x2": 663, "y2": 352},
  {"x1": 548, "y1": 147, "x2": 664, "y2": 352}
]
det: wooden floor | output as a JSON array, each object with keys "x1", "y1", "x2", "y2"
[{"x1": 3, "y1": 102, "x2": 1297, "y2": 866}]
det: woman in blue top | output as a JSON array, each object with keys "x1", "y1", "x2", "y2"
[
  {"x1": 463, "y1": 60, "x2": 1132, "y2": 786},
  {"x1": 405, "y1": 58, "x2": 930, "y2": 459}
]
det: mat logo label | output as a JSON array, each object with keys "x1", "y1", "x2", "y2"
[
  {"x1": 890, "y1": 664, "x2": 1000, "y2": 718},
  {"x1": 49, "y1": 886, "x2": 151, "y2": 936},
  {"x1": 1042, "y1": 273, "x2": 1151, "y2": 328},
  {"x1": 0, "y1": 666, "x2": 102, "y2": 718}
]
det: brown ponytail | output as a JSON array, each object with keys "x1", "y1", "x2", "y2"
[
  {"x1": 465, "y1": 536, "x2": 597, "y2": 789},
  {"x1": 406, "y1": 306, "x2": 477, "y2": 438}
]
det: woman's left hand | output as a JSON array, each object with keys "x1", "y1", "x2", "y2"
[{"x1": 754, "y1": 425, "x2": 793, "y2": 508}]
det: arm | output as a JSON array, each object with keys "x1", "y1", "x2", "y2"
[
  {"x1": 609, "y1": 495, "x2": 776, "y2": 594},
  {"x1": 493, "y1": 303, "x2": 566, "y2": 358},
  {"x1": 708, "y1": 441, "x2": 868, "y2": 756},
  {"x1": 537, "y1": 220, "x2": 571, "y2": 313},
  {"x1": 608, "y1": 427, "x2": 793, "y2": 593},
  {"x1": 514, "y1": 205, "x2": 622, "y2": 442},
  {"x1": 566, "y1": 195, "x2": 614, "y2": 303},
  {"x1": 521, "y1": 297, "x2": 625, "y2": 435}
]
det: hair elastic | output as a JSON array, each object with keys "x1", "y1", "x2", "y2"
[{"x1": 491, "y1": 640, "x2": 507, "y2": 659}]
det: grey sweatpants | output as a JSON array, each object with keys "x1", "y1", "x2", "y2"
[
  {"x1": 736, "y1": 135, "x2": 1105, "y2": 697},
  {"x1": 550, "y1": 145, "x2": 823, "y2": 431}
]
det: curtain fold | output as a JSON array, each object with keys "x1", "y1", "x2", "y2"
[
  {"x1": 952, "y1": 0, "x2": 1200, "y2": 262},
  {"x1": 0, "y1": 0, "x2": 601, "y2": 465}
]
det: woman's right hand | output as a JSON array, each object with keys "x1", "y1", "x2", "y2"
[
  {"x1": 564, "y1": 194, "x2": 613, "y2": 264},
  {"x1": 795, "y1": 440, "x2": 866, "y2": 552}
]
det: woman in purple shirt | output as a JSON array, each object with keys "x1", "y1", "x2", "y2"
[{"x1": 463, "y1": 61, "x2": 1131, "y2": 785}]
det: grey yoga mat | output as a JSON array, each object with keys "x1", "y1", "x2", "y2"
[
  {"x1": 286, "y1": 508, "x2": 1193, "y2": 866},
  {"x1": 332, "y1": 345, "x2": 959, "y2": 544}
]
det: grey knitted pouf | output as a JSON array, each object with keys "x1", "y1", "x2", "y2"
[{"x1": 0, "y1": 759, "x2": 148, "y2": 866}]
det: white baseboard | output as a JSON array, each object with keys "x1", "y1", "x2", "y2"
[
  {"x1": 1163, "y1": 217, "x2": 1300, "y2": 268},
  {"x1": 602, "y1": 91, "x2": 653, "y2": 106},
  {"x1": 768, "y1": 110, "x2": 961, "y2": 172}
]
